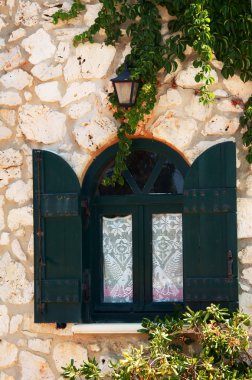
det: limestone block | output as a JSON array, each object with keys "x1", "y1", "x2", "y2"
[
  {"x1": 237, "y1": 198, "x2": 252, "y2": 239},
  {"x1": 54, "y1": 27, "x2": 85, "y2": 42},
  {"x1": 18, "y1": 104, "x2": 66, "y2": 144},
  {"x1": 242, "y1": 268, "x2": 252, "y2": 285},
  {"x1": 88, "y1": 344, "x2": 101, "y2": 352},
  {"x1": 61, "y1": 82, "x2": 96, "y2": 107},
  {"x1": 28, "y1": 338, "x2": 52, "y2": 354},
  {"x1": 217, "y1": 99, "x2": 244, "y2": 113},
  {"x1": 0, "y1": 305, "x2": 9, "y2": 337},
  {"x1": 0, "y1": 69, "x2": 33, "y2": 90},
  {"x1": 84, "y1": 3, "x2": 103, "y2": 26},
  {"x1": 0, "y1": 372, "x2": 15, "y2": 380},
  {"x1": 0, "y1": 168, "x2": 21, "y2": 188},
  {"x1": 0, "y1": 38, "x2": 5, "y2": 49},
  {"x1": 27, "y1": 234, "x2": 34, "y2": 257},
  {"x1": 0, "y1": 232, "x2": 10, "y2": 245},
  {"x1": 239, "y1": 292, "x2": 252, "y2": 315},
  {"x1": 60, "y1": 151, "x2": 90, "y2": 178},
  {"x1": 19, "y1": 351, "x2": 55, "y2": 380},
  {"x1": 53, "y1": 342, "x2": 87, "y2": 373},
  {"x1": 186, "y1": 137, "x2": 235, "y2": 163},
  {"x1": 15, "y1": 0, "x2": 41, "y2": 26},
  {"x1": 213, "y1": 89, "x2": 229, "y2": 98},
  {"x1": 0, "y1": 91, "x2": 22, "y2": 106},
  {"x1": 165, "y1": 89, "x2": 182, "y2": 107},
  {"x1": 54, "y1": 41, "x2": 70, "y2": 63},
  {"x1": 11, "y1": 239, "x2": 26, "y2": 261},
  {"x1": 7, "y1": 206, "x2": 33, "y2": 231},
  {"x1": 0, "y1": 340, "x2": 17, "y2": 368},
  {"x1": 175, "y1": 63, "x2": 218, "y2": 88},
  {"x1": 0, "y1": 17, "x2": 7, "y2": 32},
  {"x1": 63, "y1": 43, "x2": 116, "y2": 82},
  {"x1": 0, "y1": 110, "x2": 16, "y2": 127},
  {"x1": 6, "y1": 179, "x2": 32, "y2": 205},
  {"x1": 120, "y1": 43, "x2": 132, "y2": 66},
  {"x1": 203, "y1": 115, "x2": 239, "y2": 136},
  {"x1": 35, "y1": 81, "x2": 62, "y2": 102},
  {"x1": 245, "y1": 175, "x2": 252, "y2": 196},
  {"x1": 21, "y1": 29, "x2": 56, "y2": 64},
  {"x1": 8, "y1": 28, "x2": 26, "y2": 42},
  {"x1": 223, "y1": 75, "x2": 252, "y2": 102},
  {"x1": 0, "y1": 47, "x2": 25, "y2": 72},
  {"x1": 0, "y1": 148, "x2": 23, "y2": 169},
  {"x1": 0, "y1": 123, "x2": 12, "y2": 141},
  {"x1": 31, "y1": 62, "x2": 62, "y2": 81},
  {"x1": 185, "y1": 96, "x2": 213, "y2": 121},
  {"x1": 150, "y1": 114, "x2": 197, "y2": 150},
  {"x1": 0, "y1": 196, "x2": 4, "y2": 232},
  {"x1": 239, "y1": 246, "x2": 252, "y2": 265},
  {"x1": 67, "y1": 101, "x2": 92, "y2": 119},
  {"x1": 211, "y1": 59, "x2": 224, "y2": 70},
  {"x1": 73, "y1": 117, "x2": 117, "y2": 152},
  {"x1": 9, "y1": 314, "x2": 23, "y2": 334},
  {"x1": 0, "y1": 252, "x2": 33, "y2": 304}
]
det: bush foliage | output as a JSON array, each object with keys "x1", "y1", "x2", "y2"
[{"x1": 62, "y1": 305, "x2": 252, "y2": 380}]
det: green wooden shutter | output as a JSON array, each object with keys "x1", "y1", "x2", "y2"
[
  {"x1": 183, "y1": 142, "x2": 238, "y2": 311},
  {"x1": 33, "y1": 150, "x2": 83, "y2": 323}
]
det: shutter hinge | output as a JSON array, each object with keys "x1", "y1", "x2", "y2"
[
  {"x1": 226, "y1": 250, "x2": 233, "y2": 282},
  {"x1": 83, "y1": 270, "x2": 91, "y2": 303},
  {"x1": 38, "y1": 302, "x2": 45, "y2": 314}
]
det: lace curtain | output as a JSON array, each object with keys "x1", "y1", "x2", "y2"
[
  {"x1": 152, "y1": 214, "x2": 183, "y2": 302},
  {"x1": 103, "y1": 215, "x2": 133, "y2": 303}
]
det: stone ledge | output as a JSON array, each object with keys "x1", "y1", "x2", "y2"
[{"x1": 72, "y1": 323, "x2": 142, "y2": 334}]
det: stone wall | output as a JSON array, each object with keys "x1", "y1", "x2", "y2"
[{"x1": 0, "y1": 0, "x2": 252, "y2": 378}]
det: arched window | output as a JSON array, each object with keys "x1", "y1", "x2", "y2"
[{"x1": 33, "y1": 139, "x2": 238, "y2": 324}]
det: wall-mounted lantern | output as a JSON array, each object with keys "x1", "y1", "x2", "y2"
[{"x1": 111, "y1": 66, "x2": 139, "y2": 107}]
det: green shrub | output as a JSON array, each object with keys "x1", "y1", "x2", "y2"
[{"x1": 62, "y1": 304, "x2": 252, "y2": 379}]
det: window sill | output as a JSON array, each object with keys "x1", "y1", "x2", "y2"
[{"x1": 72, "y1": 323, "x2": 142, "y2": 334}]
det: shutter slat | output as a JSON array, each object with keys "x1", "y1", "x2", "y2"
[
  {"x1": 41, "y1": 193, "x2": 80, "y2": 216},
  {"x1": 183, "y1": 142, "x2": 238, "y2": 310}
]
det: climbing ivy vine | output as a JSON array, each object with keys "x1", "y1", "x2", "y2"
[{"x1": 52, "y1": 0, "x2": 252, "y2": 186}]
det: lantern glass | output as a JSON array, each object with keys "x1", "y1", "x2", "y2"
[{"x1": 114, "y1": 81, "x2": 133, "y2": 106}]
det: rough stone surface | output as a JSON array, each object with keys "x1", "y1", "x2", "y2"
[
  {"x1": 175, "y1": 63, "x2": 218, "y2": 88},
  {"x1": 9, "y1": 315, "x2": 23, "y2": 334},
  {"x1": 31, "y1": 62, "x2": 62, "y2": 81},
  {"x1": 216, "y1": 99, "x2": 244, "y2": 113},
  {"x1": 0, "y1": 124, "x2": 12, "y2": 141},
  {"x1": 203, "y1": 115, "x2": 240, "y2": 136},
  {"x1": 54, "y1": 42, "x2": 70, "y2": 63},
  {"x1": 21, "y1": 29, "x2": 56, "y2": 64},
  {"x1": 0, "y1": 196, "x2": 4, "y2": 232},
  {"x1": 0, "y1": 252, "x2": 33, "y2": 304},
  {"x1": 7, "y1": 206, "x2": 33, "y2": 231},
  {"x1": 27, "y1": 234, "x2": 34, "y2": 257},
  {"x1": 60, "y1": 151, "x2": 91, "y2": 178},
  {"x1": 35, "y1": 81, "x2": 62, "y2": 102},
  {"x1": 18, "y1": 104, "x2": 66, "y2": 144},
  {"x1": 240, "y1": 292, "x2": 252, "y2": 315},
  {"x1": 84, "y1": 4, "x2": 103, "y2": 26},
  {"x1": 28, "y1": 339, "x2": 52, "y2": 354},
  {"x1": 61, "y1": 82, "x2": 96, "y2": 107},
  {"x1": 150, "y1": 113, "x2": 197, "y2": 150},
  {"x1": 242, "y1": 268, "x2": 252, "y2": 285},
  {"x1": 6, "y1": 180, "x2": 32, "y2": 205},
  {"x1": 53, "y1": 342, "x2": 88, "y2": 373},
  {"x1": 73, "y1": 117, "x2": 117, "y2": 151},
  {"x1": 0, "y1": 340, "x2": 18, "y2": 368},
  {"x1": 239, "y1": 246, "x2": 252, "y2": 265},
  {"x1": 0, "y1": 91, "x2": 22, "y2": 106},
  {"x1": 185, "y1": 96, "x2": 213, "y2": 121},
  {"x1": 19, "y1": 351, "x2": 55, "y2": 380},
  {"x1": 0, "y1": 69, "x2": 33, "y2": 90},
  {"x1": 11, "y1": 239, "x2": 26, "y2": 261},
  {"x1": 186, "y1": 138, "x2": 235, "y2": 163},
  {"x1": 0, "y1": 168, "x2": 22, "y2": 189},
  {"x1": 0, "y1": 372, "x2": 15, "y2": 380},
  {"x1": 165, "y1": 88, "x2": 182, "y2": 107},
  {"x1": 67, "y1": 101, "x2": 92, "y2": 119},
  {"x1": 223, "y1": 75, "x2": 252, "y2": 102},
  {"x1": 0, "y1": 306, "x2": 9, "y2": 337},
  {"x1": 8, "y1": 28, "x2": 26, "y2": 42},
  {"x1": 64, "y1": 43, "x2": 116, "y2": 82},
  {"x1": 0, "y1": 110, "x2": 16, "y2": 127},
  {"x1": 0, "y1": 232, "x2": 10, "y2": 246},
  {"x1": 245, "y1": 175, "x2": 252, "y2": 196},
  {"x1": 0, "y1": 47, "x2": 25, "y2": 72},
  {"x1": 0, "y1": 149, "x2": 23, "y2": 169},
  {"x1": 15, "y1": 0, "x2": 41, "y2": 27},
  {"x1": 237, "y1": 198, "x2": 252, "y2": 239}
]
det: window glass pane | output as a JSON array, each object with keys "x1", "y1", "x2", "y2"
[
  {"x1": 103, "y1": 215, "x2": 133, "y2": 303},
  {"x1": 151, "y1": 161, "x2": 184, "y2": 194},
  {"x1": 152, "y1": 213, "x2": 183, "y2": 302},
  {"x1": 126, "y1": 150, "x2": 158, "y2": 189},
  {"x1": 97, "y1": 160, "x2": 132, "y2": 195}
]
